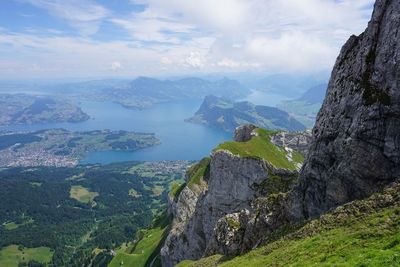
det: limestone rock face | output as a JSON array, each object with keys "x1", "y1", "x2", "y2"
[
  {"x1": 161, "y1": 146, "x2": 299, "y2": 266},
  {"x1": 296, "y1": 0, "x2": 400, "y2": 219},
  {"x1": 161, "y1": 1, "x2": 400, "y2": 265},
  {"x1": 271, "y1": 130, "x2": 312, "y2": 156}
]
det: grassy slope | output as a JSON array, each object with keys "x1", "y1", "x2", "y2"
[
  {"x1": 186, "y1": 157, "x2": 211, "y2": 189},
  {"x1": 108, "y1": 227, "x2": 166, "y2": 267},
  {"x1": 178, "y1": 185, "x2": 400, "y2": 267},
  {"x1": 108, "y1": 214, "x2": 171, "y2": 267},
  {"x1": 214, "y1": 128, "x2": 303, "y2": 170},
  {"x1": 0, "y1": 245, "x2": 53, "y2": 267}
]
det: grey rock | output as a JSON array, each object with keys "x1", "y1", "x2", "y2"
[
  {"x1": 161, "y1": 1, "x2": 400, "y2": 265},
  {"x1": 233, "y1": 124, "x2": 257, "y2": 142},
  {"x1": 161, "y1": 149, "x2": 299, "y2": 266},
  {"x1": 271, "y1": 130, "x2": 312, "y2": 156},
  {"x1": 295, "y1": 0, "x2": 400, "y2": 220}
]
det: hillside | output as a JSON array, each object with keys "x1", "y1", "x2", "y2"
[
  {"x1": 277, "y1": 84, "x2": 327, "y2": 128},
  {"x1": 0, "y1": 94, "x2": 89, "y2": 125},
  {"x1": 177, "y1": 182, "x2": 400, "y2": 266},
  {"x1": 186, "y1": 95, "x2": 306, "y2": 132},
  {"x1": 161, "y1": 126, "x2": 310, "y2": 266}
]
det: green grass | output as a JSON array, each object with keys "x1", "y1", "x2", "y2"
[
  {"x1": 186, "y1": 157, "x2": 211, "y2": 189},
  {"x1": 169, "y1": 181, "x2": 186, "y2": 201},
  {"x1": 177, "y1": 187, "x2": 400, "y2": 267},
  {"x1": 0, "y1": 245, "x2": 53, "y2": 267},
  {"x1": 129, "y1": 188, "x2": 141, "y2": 198},
  {"x1": 3, "y1": 218, "x2": 34, "y2": 230},
  {"x1": 108, "y1": 227, "x2": 167, "y2": 267},
  {"x1": 214, "y1": 128, "x2": 304, "y2": 170},
  {"x1": 69, "y1": 185, "x2": 99, "y2": 204}
]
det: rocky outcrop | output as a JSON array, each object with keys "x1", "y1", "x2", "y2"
[
  {"x1": 271, "y1": 130, "x2": 312, "y2": 156},
  {"x1": 293, "y1": 0, "x2": 400, "y2": 220},
  {"x1": 161, "y1": 126, "x2": 303, "y2": 266},
  {"x1": 233, "y1": 124, "x2": 257, "y2": 142},
  {"x1": 216, "y1": 0, "x2": 400, "y2": 254},
  {"x1": 162, "y1": 1, "x2": 400, "y2": 265}
]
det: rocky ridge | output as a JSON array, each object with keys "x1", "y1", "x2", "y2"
[
  {"x1": 161, "y1": 127, "x2": 309, "y2": 266},
  {"x1": 161, "y1": 0, "x2": 400, "y2": 265}
]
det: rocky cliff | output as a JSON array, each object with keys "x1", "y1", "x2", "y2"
[
  {"x1": 294, "y1": 0, "x2": 400, "y2": 220},
  {"x1": 161, "y1": 0, "x2": 400, "y2": 265},
  {"x1": 161, "y1": 127, "x2": 309, "y2": 266}
]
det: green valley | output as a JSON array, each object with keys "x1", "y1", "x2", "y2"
[{"x1": 0, "y1": 160, "x2": 189, "y2": 266}]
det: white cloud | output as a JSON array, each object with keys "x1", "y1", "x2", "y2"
[
  {"x1": 110, "y1": 61, "x2": 123, "y2": 70},
  {"x1": 1, "y1": 0, "x2": 374, "y2": 78},
  {"x1": 217, "y1": 58, "x2": 240, "y2": 68},
  {"x1": 124, "y1": 0, "x2": 374, "y2": 72},
  {"x1": 23, "y1": 0, "x2": 110, "y2": 35},
  {"x1": 184, "y1": 52, "x2": 206, "y2": 68},
  {"x1": 161, "y1": 57, "x2": 172, "y2": 65}
]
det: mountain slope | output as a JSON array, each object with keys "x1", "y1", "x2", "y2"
[
  {"x1": 295, "y1": 0, "x2": 400, "y2": 220},
  {"x1": 187, "y1": 95, "x2": 306, "y2": 132},
  {"x1": 160, "y1": 0, "x2": 400, "y2": 266},
  {"x1": 177, "y1": 182, "x2": 400, "y2": 267},
  {"x1": 277, "y1": 84, "x2": 327, "y2": 128},
  {"x1": 161, "y1": 126, "x2": 310, "y2": 266},
  {"x1": 0, "y1": 94, "x2": 89, "y2": 125}
]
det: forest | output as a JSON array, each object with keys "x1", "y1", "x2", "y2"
[{"x1": 0, "y1": 161, "x2": 186, "y2": 266}]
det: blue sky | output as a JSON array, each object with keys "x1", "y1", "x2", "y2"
[{"x1": 0, "y1": 0, "x2": 374, "y2": 79}]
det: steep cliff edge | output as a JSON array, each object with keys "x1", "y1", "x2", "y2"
[
  {"x1": 161, "y1": 127, "x2": 309, "y2": 266},
  {"x1": 162, "y1": 0, "x2": 400, "y2": 265},
  {"x1": 294, "y1": 0, "x2": 400, "y2": 219},
  {"x1": 177, "y1": 181, "x2": 400, "y2": 267}
]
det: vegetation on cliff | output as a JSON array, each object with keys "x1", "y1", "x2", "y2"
[
  {"x1": 177, "y1": 183, "x2": 400, "y2": 267},
  {"x1": 215, "y1": 128, "x2": 304, "y2": 170}
]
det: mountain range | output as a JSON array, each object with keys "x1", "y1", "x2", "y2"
[{"x1": 53, "y1": 77, "x2": 250, "y2": 109}]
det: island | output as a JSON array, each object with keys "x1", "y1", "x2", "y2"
[
  {"x1": 0, "y1": 94, "x2": 89, "y2": 125},
  {"x1": 186, "y1": 95, "x2": 306, "y2": 133},
  {"x1": 0, "y1": 129, "x2": 160, "y2": 167}
]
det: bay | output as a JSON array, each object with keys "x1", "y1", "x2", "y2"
[{"x1": 0, "y1": 100, "x2": 231, "y2": 163}]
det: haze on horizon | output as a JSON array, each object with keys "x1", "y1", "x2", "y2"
[{"x1": 0, "y1": 0, "x2": 374, "y2": 80}]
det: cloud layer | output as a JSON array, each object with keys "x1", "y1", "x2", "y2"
[{"x1": 0, "y1": 0, "x2": 374, "y2": 78}]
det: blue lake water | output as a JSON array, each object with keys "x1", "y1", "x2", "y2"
[
  {"x1": 0, "y1": 100, "x2": 232, "y2": 163},
  {"x1": 242, "y1": 90, "x2": 291, "y2": 107}
]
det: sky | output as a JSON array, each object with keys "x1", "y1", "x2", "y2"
[{"x1": 0, "y1": 0, "x2": 374, "y2": 79}]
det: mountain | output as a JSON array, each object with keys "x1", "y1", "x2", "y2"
[
  {"x1": 0, "y1": 94, "x2": 89, "y2": 125},
  {"x1": 186, "y1": 95, "x2": 306, "y2": 132},
  {"x1": 246, "y1": 73, "x2": 329, "y2": 98},
  {"x1": 277, "y1": 84, "x2": 327, "y2": 128},
  {"x1": 293, "y1": 0, "x2": 400, "y2": 219},
  {"x1": 53, "y1": 77, "x2": 250, "y2": 109},
  {"x1": 160, "y1": 1, "x2": 400, "y2": 266},
  {"x1": 297, "y1": 83, "x2": 327, "y2": 104},
  {"x1": 161, "y1": 126, "x2": 310, "y2": 266}
]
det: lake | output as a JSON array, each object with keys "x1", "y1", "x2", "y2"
[
  {"x1": 0, "y1": 100, "x2": 232, "y2": 163},
  {"x1": 242, "y1": 90, "x2": 292, "y2": 107}
]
